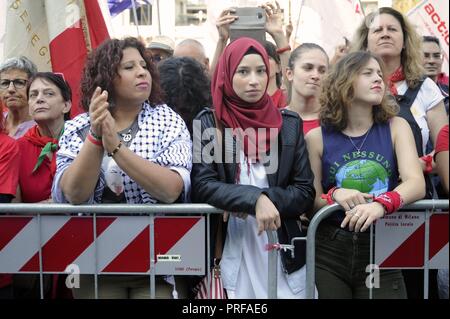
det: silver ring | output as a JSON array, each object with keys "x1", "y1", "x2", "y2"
[{"x1": 354, "y1": 213, "x2": 361, "y2": 218}]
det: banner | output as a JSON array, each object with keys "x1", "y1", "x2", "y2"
[
  {"x1": 4, "y1": 0, "x2": 109, "y2": 117},
  {"x1": 407, "y1": 0, "x2": 449, "y2": 75},
  {"x1": 294, "y1": 0, "x2": 364, "y2": 58}
]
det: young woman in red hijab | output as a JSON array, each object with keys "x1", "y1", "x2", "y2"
[
  {"x1": 191, "y1": 37, "x2": 315, "y2": 298},
  {"x1": 12, "y1": 72, "x2": 71, "y2": 299}
]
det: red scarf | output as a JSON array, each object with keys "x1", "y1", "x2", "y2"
[
  {"x1": 23, "y1": 125, "x2": 59, "y2": 175},
  {"x1": 388, "y1": 66, "x2": 405, "y2": 95},
  {"x1": 211, "y1": 37, "x2": 282, "y2": 161}
]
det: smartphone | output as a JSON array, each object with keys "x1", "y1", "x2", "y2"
[{"x1": 229, "y1": 7, "x2": 266, "y2": 44}]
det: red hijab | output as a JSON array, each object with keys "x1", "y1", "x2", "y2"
[{"x1": 212, "y1": 37, "x2": 282, "y2": 161}]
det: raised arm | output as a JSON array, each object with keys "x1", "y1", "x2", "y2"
[
  {"x1": 210, "y1": 8, "x2": 237, "y2": 76},
  {"x1": 59, "y1": 88, "x2": 108, "y2": 204},
  {"x1": 262, "y1": 2, "x2": 290, "y2": 91}
]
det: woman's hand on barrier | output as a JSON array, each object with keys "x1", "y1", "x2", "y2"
[
  {"x1": 255, "y1": 194, "x2": 281, "y2": 235},
  {"x1": 341, "y1": 202, "x2": 385, "y2": 232},
  {"x1": 332, "y1": 188, "x2": 373, "y2": 211},
  {"x1": 89, "y1": 87, "x2": 110, "y2": 138}
]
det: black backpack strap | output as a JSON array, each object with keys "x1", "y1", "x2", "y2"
[
  {"x1": 396, "y1": 79, "x2": 425, "y2": 156},
  {"x1": 396, "y1": 79, "x2": 435, "y2": 198}
]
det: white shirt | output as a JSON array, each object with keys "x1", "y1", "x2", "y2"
[
  {"x1": 221, "y1": 151, "x2": 308, "y2": 299},
  {"x1": 396, "y1": 78, "x2": 444, "y2": 153}
]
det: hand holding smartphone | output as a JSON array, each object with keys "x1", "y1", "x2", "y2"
[{"x1": 229, "y1": 7, "x2": 266, "y2": 44}]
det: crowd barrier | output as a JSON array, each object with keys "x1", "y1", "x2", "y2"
[
  {"x1": 302, "y1": 199, "x2": 449, "y2": 299},
  {"x1": 1, "y1": 200, "x2": 447, "y2": 299},
  {"x1": 0, "y1": 204, "x2": 281, "y2": 299}
]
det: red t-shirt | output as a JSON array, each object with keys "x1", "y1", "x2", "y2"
[
  {"x1": 435, "y1": 125, "x2": 449, "y2": 156},
  {"x1": 271, "y1": 89, "x2": 288, "y2": 109},
  {"x1": 17, "y1": 137, "x2": 55, "y2": 203},
  {"x1": 0, "y1": 133, "x2": 19, "y2": 196},
  {"x1": 0, "y1": 133, "x2": 19, "y2": 288},
  {"x1": 303, "y1": 118, "x2": 320, "y2": 136}
]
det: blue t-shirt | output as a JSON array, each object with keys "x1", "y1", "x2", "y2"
[{"x1": 321, "y1": 122, "x2": 398, "y2": 224}]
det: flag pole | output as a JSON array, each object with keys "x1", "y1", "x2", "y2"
[
  {"x1": 294, "y1": 0, "x2": 305, "y2": 44},
  {"x1": 289, "y1": 0, "x2": 291, "y2": 23},
  {"x1": 156, "y1": 0, "x2": 161, "y2": 35},
  {"x1": 131, "y1": 0, "x2": 141, "y2": 37},
  {"x1": 78, "y1": 0, "x2": 92, "y2": 53}
]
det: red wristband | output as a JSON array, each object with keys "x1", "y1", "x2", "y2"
[
  {"x1": 373, "y1": 191, "x2": 404, "y2": 215},
  {"x1": 276, "y1": 45, "x2": 291, "y2": 54},
  {"x1": 87, "y1": 133, "x2": 103, "y2": 147},
  {"x1": 420, "y1": 155, "x2": 433, "y2": 174},
  {"x1": 321, "y1": 186, "x2": 339, "y2": 205}
]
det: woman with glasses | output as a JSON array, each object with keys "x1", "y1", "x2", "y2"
[{"x1": 0, "y1": 56, "x2": 37, "y2": 139}]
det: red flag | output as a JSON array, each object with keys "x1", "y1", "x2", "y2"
[
  {"x1": 48, "y1": 1, "x2": 109, "y2": 117},
  {"x1": 4, "y1": 0, "x2": 110, "y2": 118}
]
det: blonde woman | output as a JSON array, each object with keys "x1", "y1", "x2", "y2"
[{"x1": 352, "y1": 7, "x2": 447, "y2": 181}]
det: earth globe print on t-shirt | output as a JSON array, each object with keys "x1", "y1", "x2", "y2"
[{"x1": 335, "y1": 159, "x2": 389, "y2": 196}]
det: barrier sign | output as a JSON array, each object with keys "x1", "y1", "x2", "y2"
[{"x1": 375, "y1": 211, "x2": 448, "y2": 269}]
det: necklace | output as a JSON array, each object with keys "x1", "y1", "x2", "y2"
[
  {"x1": 120, "y1": 128, "x2": 132, "y2": 142},
  {"x1": 348, "y1": 125, "x2": 372, "y2": 154}
]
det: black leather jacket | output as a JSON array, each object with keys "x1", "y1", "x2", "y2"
[{"x1": 191, "y1": 108, "x2": 315, "y2": 274}]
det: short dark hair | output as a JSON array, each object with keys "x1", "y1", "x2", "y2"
[
  {"x1": 80, "y1": 37, "x2": 163, "y2": 111},
  {"x1": 423, "y1": 35, "x2": 440, "y2": 47},
  {"x1": 158, "y1": 56, "x2": 211, "y2": 134},
  {"x1": 27, "y1": 72, "x2": 72, "y2": 121}
]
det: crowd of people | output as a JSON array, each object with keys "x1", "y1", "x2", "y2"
[{"x1": 0, "y1": 3, "x2": 448, "y2": 299}]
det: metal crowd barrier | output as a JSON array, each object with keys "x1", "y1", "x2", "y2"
[
  {"x1": 0, "y1": 203, "x2": 279, "y2": 299},
  {"x1": 303, "y1": 199, "x2": 449, "y2": 299}
]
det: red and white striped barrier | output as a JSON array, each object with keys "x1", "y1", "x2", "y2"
[
  {"x1": 375, "y1": 212, "x2": 449, "y2": 269},
  {"x1": 0, "y1": 216, "x2": 205, "y2": 275}
]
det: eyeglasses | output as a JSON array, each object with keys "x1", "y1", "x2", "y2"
[{"x1": 0, "y1": 79, "x2": 28, "y2": 90}]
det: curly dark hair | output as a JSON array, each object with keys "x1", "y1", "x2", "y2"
[
  {"x1": 320, "y1": 51, "x2": 398, "y2": 131},
  {"x1": 80, "y1": 37, "x2": 163, "y2": 111},
  {"x1": 158, "y1": 56, "x2": 211, "y2": 134}
]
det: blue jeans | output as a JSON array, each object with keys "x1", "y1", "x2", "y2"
[{"x1": 315, "y1": 223, "x2": 406, "y2": 299}]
